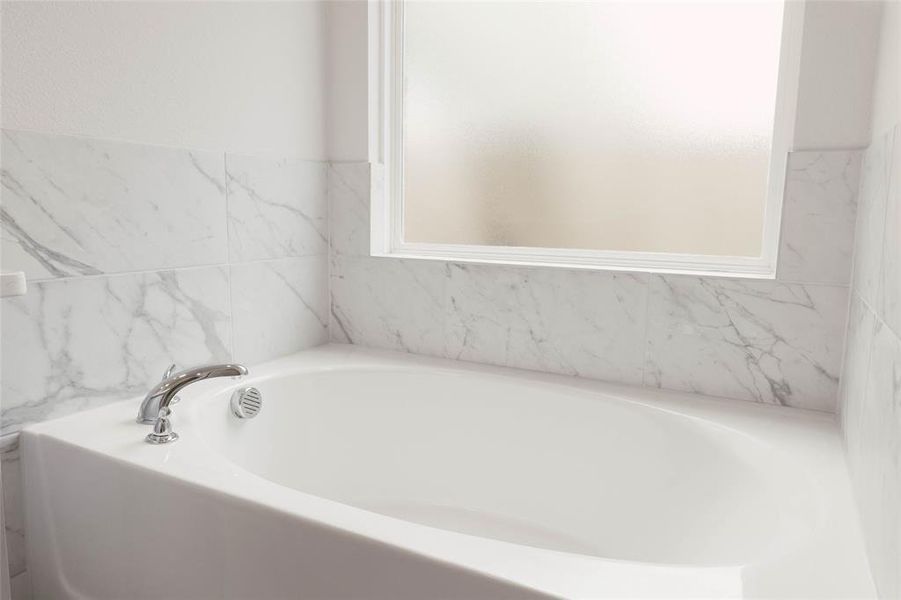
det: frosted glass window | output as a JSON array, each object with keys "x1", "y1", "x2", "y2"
[{"x1": 401, "y1": 1, "x2": 786, "y2": 257}]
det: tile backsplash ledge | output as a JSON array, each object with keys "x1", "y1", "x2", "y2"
[{"x1": 329, "y1": 148, "x2": 861, "y2": 413}]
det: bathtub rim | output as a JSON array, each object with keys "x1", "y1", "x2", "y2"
[{"x1": 20, "y1": 343, "x2": 877, "y2": 599}]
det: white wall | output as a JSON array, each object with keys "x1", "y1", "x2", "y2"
[
  {"x1": 1, "y1": 1, "x2": 326, "y2": 158},
  {"x1": 793, "y1": 0, "x2": 883, "y2": 149},
  {"x1": 869, "y1": 0, "x2": 901, "y2": 137},
  {"x1": 325, "y1": 0, "x2": 884, "y2": 161},
  {"x1": 324, "y1": 0, "x2": 369, "y2": 161},
  {"x1": 8, "y1": 0, "x2": 875, "y2": 161},
  {"x1": 325, "y1": 0, "x2": 369, "y2": 162}
]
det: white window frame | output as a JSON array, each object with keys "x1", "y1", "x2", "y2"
[{"x1": 369, "y1": 0, "x2": 806, "y2": 278}]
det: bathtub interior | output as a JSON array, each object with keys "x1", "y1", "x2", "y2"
[{"x1": 186, "y1": 366, "x2": 818, "y2": 567}]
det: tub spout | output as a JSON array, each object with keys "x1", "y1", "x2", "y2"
[{"x1": 137, "y1": 363, "x2": 248, "y2": 424}]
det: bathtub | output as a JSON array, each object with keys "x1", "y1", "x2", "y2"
[{"x1": 22, "y1": 345, "x2": 874, "y2": 599}]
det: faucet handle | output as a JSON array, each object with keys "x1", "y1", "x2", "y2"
[{"x1": 145, "y1": 408, "x2": 179, "y2": 444}]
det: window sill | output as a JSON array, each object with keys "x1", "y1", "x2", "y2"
[{"x1": 372, "y1": 243, "x2": 777, "y2": 280}]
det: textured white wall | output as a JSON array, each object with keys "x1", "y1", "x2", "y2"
[
  {"x1": 792, "y1": 0, "x2": 883, "y2": 149},
  {"x1": 8, "y1": 1, "x2": 874, "y2": 162},
  {"x1": 1, "y1": 1, "x2": 326, "y2": 159},
  {"x1": 324, "y1": 0, "x2": 369, "y2": 161},
  {"x1": 869, "y1": 0, "x2": 901, "y2": 138},
  {"x1": 325, "y1": 0, "x2": 369, "y2": 162},
  {"x1": 325, "y1": 0, "x2": 883, "y2": 161}
]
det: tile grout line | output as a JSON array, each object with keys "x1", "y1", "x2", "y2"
[
  {"x1": 834, "y1": 139, "x2": 869, "y2": 417},
  {"x1": 839, "y1": 127, "x2": 900, "y2": 346},
  {"x1": 21, "y1": 268, "x2": 856, "y2": 290},
  {"x1": 326, "y1": 162, "x2": 333, "y2": 344},
  {"x1": 856, "y1": 289, "x2": 901, "y2": 346},
  {"x1": 21, "y1": 253, "x2": 329, "y2": 287},
  {"x1": 224, "y1": 151, "x2": 236, "y2": 362},
  {"x1": 857, "y1": 127, "x2": 898, "y2": 342}
]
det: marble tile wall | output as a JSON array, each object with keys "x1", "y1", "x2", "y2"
[
  {"x1": 839, "y1": 123, "x2": 901, "y2": 599},
  {"x1": 1, "y1": 439, "x2": 28, "y2": 600},
  {"x1": 330, "y1": 148, "x2": 862, "y2": 412},
  {"x1": 0, "y1": 130, "x2": 330, "y2": 438},
  {"x1": 0, "y1": 130, "x2": 330, "y2": 597}
]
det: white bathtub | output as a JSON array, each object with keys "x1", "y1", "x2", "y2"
[{"x1": 22, "y1": 345, "x2": 874, "y2": 599}]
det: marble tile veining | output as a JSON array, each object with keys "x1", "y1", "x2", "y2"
[
  {"x1": 851, "y1": 128, "x2": 896, "y2": 307},
  {"x1": 330, "y1": 255, "x2": 448, "y2": 357},
  {"x1": 777, "y1": 150, "x2": 861, "y2": 285},
  {"x1": 1, "y1": 447, "x2": 26, "y2": 579},
  {"x1": 328, "y1": 162, "x2": 374, "y2": 257},
  {"x1": 0, "y1": 266, "x2": 232, "y2": 435},
  {"x1": 645, "y1": 275, "x2": 848, "y2": 410},
  {"x1": 230, "y1": 257, "x2": 329, "y2": 365},
  {"x1": 226, "y1": 154, "x2": 328, "y2": 262},
  {"x1": 1, "y1": 130, "x2": 227, "y2": 280},
  {"x1": 851, "y1": 318, "x2": 901, "y2": 599},
  {"x1": 840, "y1": 297, "x2": 877, "y2": 435},
  {"x1": 446, "y1": 264, "x2": 648, "y2": 384},
  {"x1": 880, "y1": 126, "x2": 901, "y2": 337}
]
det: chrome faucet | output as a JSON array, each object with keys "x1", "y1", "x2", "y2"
[{"x1": 138, "y1": 363, "x2": 248, "y2": 443}]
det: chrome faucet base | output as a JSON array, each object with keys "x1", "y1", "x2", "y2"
[
  {"x1": 144, "y1": 406, "x2": 179, "y2": 444},
  {"x1": 146, "y1": 430, "x2": 179, "y2": 444}
]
